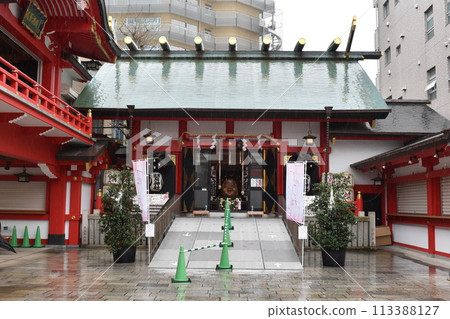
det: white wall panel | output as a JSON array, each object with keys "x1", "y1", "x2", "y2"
[
  {"x1": 394, "y1": 162, "x2": 426, "y2": 177},
  {"x1": 234, "y1": 121, "x2": 271, "y2": 135},
  {"x1": 187, "y1": 120, "x2": 226, "y2": 134},
  {"x1": 435, "y1": 227, "x2": 450, "y2": 255},
  {"x1": 141, "y1": 120, "x2": 178, "y2": 139},
  {"x1": 392, "y1": 223, "x2": 428, "y2": 249},
  {"x1": 65, "y1": 221, "x2": 69, "y2": 240},
  {"x1": 329, "y1": 140, "x2": 402, "y2": 185},
  {"x1": 282, "y1": 121, "x2": 320, "y2": 146},
  {"x1": 81, "y1": 183, "x2": 92, "y2": 215},
  {"x1": 0, "y1": 220, "x2": 48, "y2": 239},
  {"x1": 65, "y1": 181, "x2": 71, "y2": 215}
]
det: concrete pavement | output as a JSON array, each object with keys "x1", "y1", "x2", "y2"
[{"x1": 0, "y1": 213, "x2": 449, "y2": 301}]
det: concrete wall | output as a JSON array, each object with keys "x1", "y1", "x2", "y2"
[{"x1": 376, "y1": 0, "x2": 450, "y2": 118}]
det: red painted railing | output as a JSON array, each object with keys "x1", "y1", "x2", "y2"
[{"x1": 0, "y1": 56, "x2": 92, "y2": 137}]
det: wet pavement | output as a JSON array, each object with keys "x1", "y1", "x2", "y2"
[
  {"x1": 1, "y1": 244, "x2": 449, "y2": 301},
  {"x1": 149, "y1": 215, "x2": 302, "y2": 270}
]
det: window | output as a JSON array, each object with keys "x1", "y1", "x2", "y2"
[
  {"x1": 425, "y1": 6, "x2": 434, "y2": 40},
  {"x1": 426, "y1": 67, "x2": 437, "y2": 100},
  {"x1": 384, "y1": 47, "x2": 391, "y2": 65},
  {"x1": 447, "y1": 0, "x2": 450, "y2": 24},
  {"x1": 396, "y1": 44, "x2": 401, "y2": 55},
  {"x1": 447, "y1": 57, "x2": 450, "y2": 91},
  {"x1": 383, "y1": 0, "x2": 390, "y2": 19}
]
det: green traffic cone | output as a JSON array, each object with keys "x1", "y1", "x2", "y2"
[
  {"x1": 171, "y1": 246, "x2": 191, "y2": 283},
  {"x1": 216, "y1": 243, "x2": 233, "y2": 270},
  {"x1": 226, "y1": 207, "x2": 233, "y2": 230},
  {"x1": 222, "y1": 222, "x2": 233, "y2": 247},
  {"x1": 22, "y1": 226, "x2": 31, "y2": 248},
  {"x1": 33, "y1": 226, "x2": 43, "y2": 248},
  {"x1": 222, "y1": 199, "x2": 234, "y2": 230},
  {"x1": 10, "y1": 226, "x2": 18, "y2": 248}
]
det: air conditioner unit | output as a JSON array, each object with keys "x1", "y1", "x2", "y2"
[{"x1": 61, "y1": 86, "x2": 79, "y2": 101}]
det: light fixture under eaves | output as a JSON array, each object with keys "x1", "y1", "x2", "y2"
[
  {"x1": 17, "y1": 167, "x2": 31, "y2": 183},
  {"x1": 303, "y1": 123, "x2": 316, "y2": 146}
]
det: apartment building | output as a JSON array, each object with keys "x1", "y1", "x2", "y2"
[
  {"x1": 105, "y1": 0, "x2": 281, "y2": 51},
  {"x1": 375, "y1": 0, "x2": 450, "y2": 118}
]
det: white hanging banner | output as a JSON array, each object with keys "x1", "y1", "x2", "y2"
[
  {"x1": 132, "y1": 160, "x2": 149, "y2": 222},
  {"x1": 286, "y1": 162, "x2": 305, "y2": 224}
]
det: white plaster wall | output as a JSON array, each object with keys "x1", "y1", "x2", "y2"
[
  {"x1": 392, "y1": 223, "x2": 428, "y2": 249},
  {"x1": 65, "y1": 181, "x2": 71, "y2": 215},
  {"x1": 82, "y1": 171, "x2": 92, "y2": 178},
  {"x1": 81, "y1": 183, "x2": 92, "y2": 215},
  {"x1": 435, "y1": 227, "x2": 450, "y2": 255},
  {"x1": 394, "y1": 161, "x2": 426, "y2": 177},
  {"x1": 141, "y1": 120, "x2": 178, "y2": 138},
  {"x1": 282, "y1": 121, "x2": 321, "y2": 146},
  {"x1": 187, "y1": 120, "x2": 226, "y2": 134},
  {"x1": 0, "y1": 220, "x2": 49, "y2": 239},
  {"x1": 0, "y1": 167, "x2": 43, "y2": 176},
  {"x1": 65, "y1": 221, "x2": 69, "y2": 240},
  {"x1": 434, "y1": 156, "x2": 450, "y2": 171},
  {"x1": 330, "y1": 140, "x2": 403, "y2": 185},
  {"x1": 234, "y1": 121, "x2": 271, "y2": 135}
]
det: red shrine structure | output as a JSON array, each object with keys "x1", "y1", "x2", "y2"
[
  {"x1": 1, "y1": 1, "x2": 450, "y2": 259},
  {"x1": 0, "y1": 0, "x2": 120, "y2": 245}
]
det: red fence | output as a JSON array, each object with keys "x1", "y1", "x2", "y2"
[{"x1": 0, "y1": 56, "x2": 91, "y2": 136}]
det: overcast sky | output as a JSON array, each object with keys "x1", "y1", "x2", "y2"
[{"x1": 275, "y1": 0, "x2": 378, "y2": 83}]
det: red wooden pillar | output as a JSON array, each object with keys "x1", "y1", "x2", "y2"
[
  {"x1": 42, "y1": 61, "x2": 55, "y2": 93},
  {"x1": 226, "y1": 121, "x2": 234, "y2": 134},
  {"x1": 177, "y1": 120, "x2": 187, "y2": 194},
  {"x1": 385, "y1": 181, "x2": 397, "y2": 228},
  {"x1": 319, "y1": 122, "x2": 327, "y2": 178},
  {"x1": 68, "y1": 177, "x2": 82, "y2": 246},
  {"x1": 131, "y1": 118, "x2": 140, "y2": 160},
  {"x1": 179, "y1": 120, "x2": 187, "y2": 138},
  {"x1": 48, "y1": 166, "x2": 67, "y2": 245},
  {"x1": 421, "y1": 158, "x2": 440, "y2": 254},
  {"x1": 426, "y1": 165, "x2": 441, "y2": 255},
  {"x1": 273, "y1": 122, "x2": 284, "y2": 195}
]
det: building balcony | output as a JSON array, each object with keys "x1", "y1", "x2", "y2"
[
  {"x1": 106, "y1": 0, "x2": 266, "y2": 33},
  {"x1": 115, "y1": 23, "x2": 259, "y2": 50},
  {"x1": 214, "y1": 0, "x2": 274, "y2": 11},
  {"x1": 158, "y1": 24, "x2": 259, "y2": 50},
  {"x1": 0, "y1": 56, "x2": 93, "y2": 145}
]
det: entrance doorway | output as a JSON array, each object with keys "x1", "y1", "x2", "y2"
[
  {"x1": 362, "y1": 193, "x2": 382, "y2": 226},
  {"x1": 182, "y1": 148, "x2": 277, "y2": 213}
]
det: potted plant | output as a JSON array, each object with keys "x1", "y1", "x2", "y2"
[
  {"x1": 100, "y1": 167, "x2": 143, "y2": 263},
  {"x1": 308, "y1": 173, "x2": 356, "y2": 267}
]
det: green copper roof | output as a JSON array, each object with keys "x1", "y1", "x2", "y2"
[{"x1": 74, "y1": 54, "x2": 388, "y2": 115}]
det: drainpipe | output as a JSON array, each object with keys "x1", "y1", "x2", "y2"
[{"x1": 324, "y1": 106, "x2": 333, "y2": 183}]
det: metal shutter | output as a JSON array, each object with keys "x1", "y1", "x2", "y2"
[
  {"x1": 0, "y1": 181, "x2": 46, "y2": 211},
  {"x1": 397, "y1": 180, "x2": 427, "y2": 214},
  {"x1": 441, "y1": 177, "x2": 450, "y2": 215}
]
